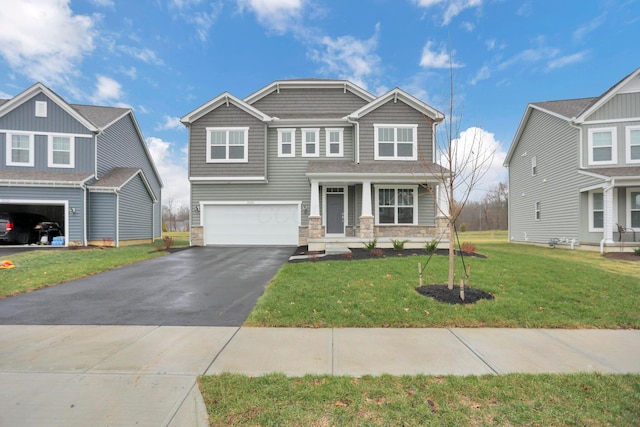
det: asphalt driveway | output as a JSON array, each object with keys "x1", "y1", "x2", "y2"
[{"x1": 0, "y1": 246, "x2": 293, "y2": 326}]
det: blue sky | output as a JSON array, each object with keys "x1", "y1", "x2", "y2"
[{"x1": 0, "y1": 0, "x2": 638, "y2": 206}]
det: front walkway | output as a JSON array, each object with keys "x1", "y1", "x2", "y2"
[{"x1": 1, "y1": 325, "x2": 639, "y2": 426}]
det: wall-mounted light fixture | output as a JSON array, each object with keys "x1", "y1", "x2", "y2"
[
  {"x1": 69, "y1": 207, "x2": 76, "y2": 215},
  {"x1": 301, "y1": 204, "x2": 309, "y2": 215},
  {"x1": 193, "y1": 205, "x2": 200, "y2": 213}
]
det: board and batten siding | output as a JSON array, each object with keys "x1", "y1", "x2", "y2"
[
  {"x1": 358, "y1": 100, "x2": 435, "y2": 163},
  {"x1": 585, "y1": 93, "x2": 640, "y2": 122},
  {"x1": 0, "y1": 93, "x2": 93, "y2": 135},
  {"x1": 509, "y1": 109, "x2": 599, "y2": 244},
  {"x1": 0, "y1": 186, "x2": 84, "y2": 242},
  {"x1": 189, "y1": 103, "x2": 266, "y2": 178},
  {"x1": 119, "y1": 174, "x2": 153, "y2": 241},
  {"x1": 581, "y1": 119, "x2": 640, "y2": 166},
  {"x1": 88, "y1": 192, "x2": 116, "y2": 241},
  {"x1": 250, "y1": 88, "x2": 369, "y2": 117},
  {"x1": 96, "y1": 114, "x2": 162, "y2": 237}
]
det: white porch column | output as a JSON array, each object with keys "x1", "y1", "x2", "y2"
[
  {"x1": 603, "y1": 185, "x2": 614, "y2": 243},
  {"x1": 436, "y1": 183, "x2": 449, "y2": 217},
  {"x1": 310, "y1": 179, "x2": 320, "y2": 216},
  {"x1": 361, "y1": 180, "x2": 372, "y2": 216}
]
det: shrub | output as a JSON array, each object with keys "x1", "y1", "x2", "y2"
[
  {"x1": 391, "y1": 239, "x2": 408, "y2": 251},
  {"x1": 363, "y1": 238, "x2": 378, "y2": 251},
  {"x1": 634, "y1": 248, "x2": 640, "y2": 256},
  {"x1": 424, "y1": 239, "x2": 438, "y2": 253},
  {"x1": 370, "y1": 248, "x2": 384, "y2": 257},
  {"x1": 156, "y1": 236, "x2": 174, "y2": 252},
  {"x1": 461, "y1": 242, "x2": 476, "y2": 254},
  {"x1": 459, "y1": 223, "x2": 467, "y2": 232},
  {"x1": 341, "y1": 251, "x2": 353, "y2": 259}
]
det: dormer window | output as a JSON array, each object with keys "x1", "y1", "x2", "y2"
[{"x1": 374, "y1": 124, "x2": 417, "y2": 160}]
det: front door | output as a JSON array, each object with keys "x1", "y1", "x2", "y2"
[{"x1": 326, "y1": 192, "x2": 344, "y2": 235}]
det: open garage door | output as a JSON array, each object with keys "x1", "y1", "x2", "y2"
[
  {"x1": 0, "y1": 203, "x2": 66, "y2": 245},
  {"x1": 203, "y1": 203, "x2": 299, "y2": 246}
]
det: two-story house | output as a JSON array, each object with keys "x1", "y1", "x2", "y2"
[
  {"x1": 0, "y1": 83, "x2": 162, "y2": 246},
  {"x1": 505, "y1": 68, "x2": 640, "y2": 251},
  {"x1": 181, "y1": 79, "x2": 449, "y2": 250}
]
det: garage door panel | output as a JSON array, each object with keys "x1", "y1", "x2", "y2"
[{"x1": 204, "y1": 204, "x2": 299, "y2": 245}]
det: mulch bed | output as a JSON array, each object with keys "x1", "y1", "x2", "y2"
[
  {"x1": 415, "y1": 284, "x2": 494, "y2": 305},
  {"x1": 289, "y1": 246, "x2": 487, "y2": 263},
  {"x1": 603, "y1": 252, "x2": 640, "y2": 262}
]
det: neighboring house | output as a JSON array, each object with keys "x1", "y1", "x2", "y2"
[
  {"x1": 0, "y1": 83, "x2": 162, "y2": 246},
  {"x1": 181, "y1": 79, "x2": 450, "y2": 250},
  {"x1": 505, "y1": 68, "x2": 640, "y2": 251}
]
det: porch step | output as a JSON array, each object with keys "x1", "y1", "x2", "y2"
[{"x1": 325, "y1": 243, "x2": 351, "y2": 255}]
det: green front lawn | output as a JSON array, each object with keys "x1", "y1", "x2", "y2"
[
  {"x1": 201, "y1": 373, "x2": 640, "y2": 426},
  {"x1": 246, "y1": 239, "x2": 640, "y2": 328}
]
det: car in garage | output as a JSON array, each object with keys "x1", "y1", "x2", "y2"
[{"x1": 0, "y1": 212, "x2": 51, "y2": 245}]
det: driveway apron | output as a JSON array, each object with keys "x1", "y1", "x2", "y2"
[{"x1": 0, "y1": 246, "x2": 293, "y2": 326}]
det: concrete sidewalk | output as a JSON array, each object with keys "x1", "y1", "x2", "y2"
[{"x1": 1, "y1": 325, "x2": 639, "y2": 426}]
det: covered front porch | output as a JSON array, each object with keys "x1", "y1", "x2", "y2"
[{"x1": 304, "y1": 161, "x2": 450, "y2": 252}]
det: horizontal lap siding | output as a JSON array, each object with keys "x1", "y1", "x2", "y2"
[
  {"x1": 250, "y1": 88, "x2": 368, "y2": 116},
  {"x1": 119, "y1": 174, "x2": 153, "y2": 240},
  {"x1": 358, "y1": 100, "x2": 434, "y2": 163},
  {"x1": 88, "y1": 192, "x2": 116, "y2": 241},
  {"x1": 189, "y1": 104, "x2": 265, "y2": 178}
]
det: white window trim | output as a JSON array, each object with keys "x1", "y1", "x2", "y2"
[
  {"x1": 625, "y1": 125, "x2": 640, "y2": 164},
  {"x1": 374, "y1": 185, "x2": 418, "y2": 226},
  {"x1": 534, "y1": 201, "x2": 541, "y2": 221},
  {"x1": 301, "y1": 128, "x2": 320, "y2": 157},
  {"x1": 325, "y1": 128, "x2": 344, "y2": 157},
  {"x1": 374, "y1": 124, "x2": 418, "y2": 161},
  {"x1": 588, "y1": 190, "x2": 604, "y2": 232},
  {"x1": 587, "y1": 127, "x2": 617, "y2": 165},
  {"x1": 627, "y1": 187, "x2": 640, "y2": 230},
  {"x1": 277, "y1": 128, "x2": 295, "y2": 158},
  {"x1": 5, "y1": 132, "x2": 35, "y2": 167},
  {"x1": 531, "y1": 156, "x2": 537, "y2": 176},
  {"x1": 47, "y1": 134, "x2": 75, "y2": 168},
  {"x1": 205, "y1": 127, "x2": 249, "y2": 163}
]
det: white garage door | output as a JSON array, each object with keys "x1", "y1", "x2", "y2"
[{"x1": 203, "y1": 203, "x2": 299, "y2": 245}]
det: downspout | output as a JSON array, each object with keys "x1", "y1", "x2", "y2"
[
  {"x1": 82, "y1": 183, "x2": 88, "y2": 246},
  {"x1": 115, "y1": 190, "x2": 120, "y2": 248},
  {"x1": 347, "y1": 117, "x2": 359, "y2": 164},
  {"x1": 568, "y1": 121, "x2": 583, "y2": 169}
]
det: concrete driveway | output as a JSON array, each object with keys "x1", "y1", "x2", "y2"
[{"x1": 0, "y1": 246, "x2": 293, "y2": 326}]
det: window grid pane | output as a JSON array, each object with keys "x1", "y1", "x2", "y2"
[
  {"x1": 210, "y1": 131, "x2": 225, "y2": 145},
  {"x1": 593, "y1": 147, "x2": 612, "y2": 162},
  {"x1": 592, "y1": 132, "x2": 612, "y2": 147},
  {"x1": 593, "y1": 212, "x2": 604, "y2": 229},
  {"x1": 593, "y1": 192, "x2": 603, "y2": 210}
]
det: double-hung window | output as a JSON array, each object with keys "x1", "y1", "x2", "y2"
[
  {"x1": 588, "y1": 127, "x2": 617, "y2": 165},
  {"x1": 48, "y1": 135, "x2": 74, "y2": 168},
  {"x1": 375, "y1": 186, "x2": 417, "y2": 225},
  {"x1": 302, "y1": 128, "x2": 319, "y2": 157},
  {"x1": 325, "y1": 128, "x2": 343, "y2": 157},
  {"x1": 628, "y1": 188, "x2": 640, "y2": 229},
  {"x1": 278, "y1": 128, "x2": 295, "y2": 157},
  {"x1": 626, "y1": 126, "x2": 640, "y2": 164},
  {"x1": 374, "y1": 124, "x2": 417, "y2": 160},
  {"x1": 206, "y1": 127, "x2": 248, "y2": 163},
  {"x1": 589, "y1": 191, "x2": 604, "y2": 231},
  {"x1": 534, "y1": 201, "x2": 541, "y2": 221},
  {"x1": 6, "y1": 133, "x2": 34, "y2": 166},
  {"x1": 531, "y1": 156, "x2": 537, "y2": 176}
]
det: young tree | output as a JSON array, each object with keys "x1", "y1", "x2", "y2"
[{"x1": 421, "y1": 60, "x2": 495, "y2": 290}]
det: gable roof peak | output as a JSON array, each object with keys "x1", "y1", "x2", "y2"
[
  {"x1": 347, "y1": 87, "x2": 444, "y2": 121},
  {"x1": 244, "y1": 78, "x2": 376, "y2": 105},
  {"x1": 180, "y1": 91, "x2": 272, "y2": 125}
]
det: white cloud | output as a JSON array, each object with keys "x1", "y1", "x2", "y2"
[
  {"x1": 573, "y1": 14, "x2": 605, "y2": 42},
  {"x1": 470, "y1": 65, "x2": 490, "y2": 85},
  {"x1": 419, "y1": 41, "x2": 463, "y2": 69},
  {"x1": 310, "y1": 23, "x2": 381, "y2": 90},
  {"x1": 0, "y1": 90, "x2": 12, "y2": 99},
  {"x1": 546, "y1": 51, "x2": 589, "y2": 71},
  {"x1": 498, "y1": 46, "x2": 560, "y2": 71},
  {"x1": 170, "y1": 0, "x2": 222, "y2": 42},
  {"x1": 91, "y1": 75, "x2": 123, "y2": 104},
  {"x1": 237, "y1": 0, "x2": 304, "y2": 34},
  {"x1": 439, "y1": 127, "x2": 507, "y2": 201},
  {"x1": 118, "y1": 46, "x2": 164, "y2": 65},
  {"x1": 89, "y1": 0, "x2": 114, "y2": 7},
  {"x1": 146, "y1": 137, "x2": 189, "y2": 207},
  {"x1": 413, "y1": 0, "x2": 484, "y2": 25},
  {"x1": 0, "y1": 0, "x2": 96, "y2": 85},
  {"x1": 156, "y1": 115, "x2": 184, "y2": 131}
]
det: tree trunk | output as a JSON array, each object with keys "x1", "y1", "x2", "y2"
[{"x1": 448, "y1": 219, "x2": 455, "y2": 289}]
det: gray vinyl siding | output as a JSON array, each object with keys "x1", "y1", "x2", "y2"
[
  {"x1": 88, "y1": 192, "x2": 116, "y2": 241},
  {"x1": 189, "y1": 104, "x2": 265, "y2": 178},
  {"x1": 581, "y1": 119, "x2": 640, "y2": 166},
  {"x1": 0, "y1": 185, "x2": 85, "y2": 242},
  {"x1": 250, "y1": 88, "x2": 369, "y2": 117},
  {"x1": 509, "y1": 110, "x2": 598, "y2": 244},
  {"x1": 0, "y1": 93, "x2": 93, "y2": 135},
  {"x1": 358, "y1": 100, "x2": 435, "y2": 162},
  {"x1": 119, "y1": 174, "x2": 153, "y2": 241},
  {"x1": 585, "y1": 93, "x2": 640, "y2": 121},
  {"x1": 97, "y1": 114, "x2": 162, "y2": 237}
]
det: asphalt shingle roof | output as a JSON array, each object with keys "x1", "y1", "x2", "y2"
[
  {"x1": 0, "y1": 170, "x2": 93, "y2": 183},
  {"x1": 531, "y1": 97, "x2": 597, "y2": 119},
  {"x1": 307, "y1": 160, "x2": 449, "y2": 175},
  {"x1": 87, "y1": 167, "x2": 141, "y2": 189},
  {"x1": 582, "y1": 167, "x2": 640, "y2": 178}
]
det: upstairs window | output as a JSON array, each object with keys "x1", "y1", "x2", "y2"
[
  {"x1": 534, "y1": 201, "x2": 541, "y2": 221},
  {"x1": 278, "y1": 128, "x2": 295, "y2": 157},
  {"x1": 302, "y1": 128, "x2": 319, "y2": 157},
  {"x1": 375, "y1": 186, "x2": 417, "y2": 225},
  {"x1": 206, "y1": 127, "x2": 248, "y2": 163},
  {"x1": 48, "y1": 135, "x2": 74, "y2": 168},
  {"x1": 626, "y1": 126, "x2": 640, "y2": 163},
  {"x1": 6, "y1": 133, "x2": 34, "y2": 166},
  {"x1": 589, "y1": 191, "x2": 604, "y2": 231},
  {"x1": 374, "y1": 124, "x2": 417, "y2": 160},
  {"x1": 588, "y1": 127, "x2": 617, "y2": 165},
  {"x1": 325, "y1": 128, "x2": 343, "y2": 157},
  {"x1": 531, "y1": 156, "x2": 537, "y2": 176}
]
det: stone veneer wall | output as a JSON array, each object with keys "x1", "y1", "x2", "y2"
[
  {"x1": 307, "y1": 216, "x2": 324, "y2": 239},
  {"x1": 298, "y1": 226, "x2": 308, "y2": 246},
  {"x1": 435, "y1": 217, "x2": 450, "y2": 240},
  {"x1": 359, "y1": 216, "x2": 374, "y2": 239},
  {"x1": 191, "y1": 226, "x2": 204, "y2": 246},
  {"x1": 374, "y1": 225, "x2": 436, "y2": 238}
]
